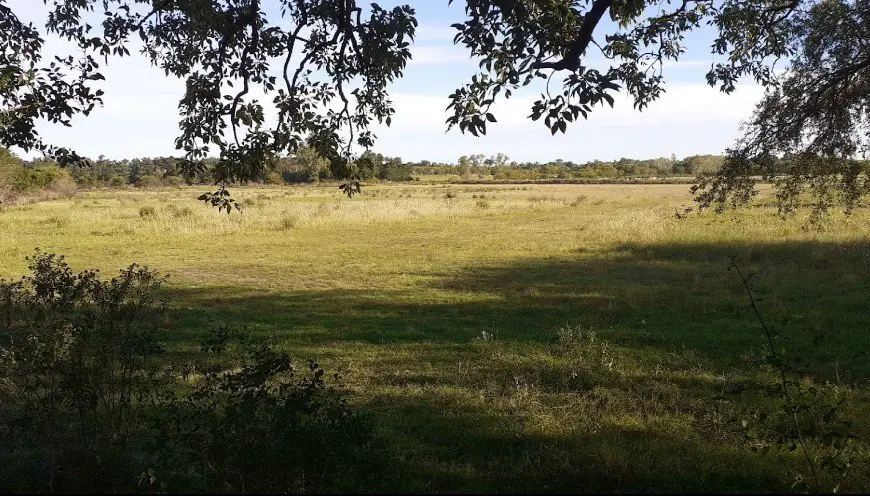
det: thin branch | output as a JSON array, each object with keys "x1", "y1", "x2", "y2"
[{"x1": 729, "y1": 257, "x2": 820, "y2": 490}]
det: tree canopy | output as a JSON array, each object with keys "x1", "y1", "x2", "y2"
[{"x1": 1, "y1": 0, "x2": 868, "y2": 211}]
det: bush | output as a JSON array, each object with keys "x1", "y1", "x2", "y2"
[
  {"x1": 278, "y1": 215, "x2": 298, "y2": 230},
  {"x1": 174, "y1": 206, "x2": 193, "y2": 218},
  {"x1": 0, "y1": 252, "x2": 166, "y2": 492},
  {"x1": 569, "y1": 195, "x2": 588, "y2": 206},
  {"x1": 147, "y1": 349, "x2": 367, "y2": 492},
  {"x1": 139, "y1": 205, "x2": 156, "y2": 217},
  {"x1": 0, "y1": 150, "x2": 77, "y2": 203},
  {"x1": 163, "y1": 175, "x2": 185, "y2": 187},
  {"x1": 165, "y1": 204, "x2": 193, "y2": 218},
  {"x1": 135, "y1": 175, "x2": 163, "y2": 188},
  {"x1": 265, "y1": 171, "x2": 284, "y2": 185},
  {"x1": 0, "y1": 252, "x2": 369, "y2": 493}
]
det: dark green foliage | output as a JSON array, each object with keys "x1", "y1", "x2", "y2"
[
  {"x1": 1, "y1": 1, "x2": 416, "y2": 181},
  {"x1": 146, "y1": 351, "x2": 367, "y2": 493},
  {"x1": 729, "y1": 258, "x2": 859, "y2": 493},
  {"x1": 412, "y1": 153, "x2": 727, "y2": 180},
  {"x1": 446, "y1": 0, "x2": 793, "y2": 137},
  {"x1": 276, "y1": 146, "x2": 331, "y2": 184},
  {"x1": 66, "y1": 155, "x2": 202, "y2": 188},
  {"x1": 446, "y1": 0, "x2": 868, "y2": 211},
  {"x1": 0, "y1": 251, "x2": 167, "y2": 492},
  {"x1": 0, "y1": 251, "x2": 367, "y2": 493},
  {"x1": 198, "y1": 187, "x2": 242, "y2": 214},
  {"x1": 693, "y1": 0, "x2": 870, "y2": 214}
]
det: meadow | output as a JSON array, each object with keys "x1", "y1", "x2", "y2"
[{"x1": 1, "y1": 182, "x2": 868, "y2": 492}]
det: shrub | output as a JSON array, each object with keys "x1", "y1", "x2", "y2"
[
  {"x1": 0, "y1": 252, "x2": 368, "y2": 493},
  {"x1": 139, "y1": 205, "x2": 156, "y2": 217},
  {"x1": 0, "y1": 150, "x2": 77, "y2": 203},
  {"x1": 569, "y1": 195, "x2": 588, "y2": 207},
  {"x1": 0, "y1": 252, "x2": 167, "y2": 492},
  {"x1": 174, "y1": 206, "x2": 193, "y2": 218},
  {"x1": 167, "y1": 204, "x2": 193, "y2": 218},
  {"x1": 278, "y1": 215, "x2": 298, "y2": 230},
  {"x1": 46, "y1": 175, "x2": 77, "y2": 199},
  {"x1": 136, "y1": 175, "x2": 163, "y2": 188},
  {"x1": 146, "y1": 349, "x2": 367, "y2": 493},
  {"x1": 265, "y1": 171, "x2": 283, "y2": 185}
]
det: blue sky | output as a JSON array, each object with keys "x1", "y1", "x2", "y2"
[{"x1": 9, "y1": 1, "x2": 764, "y2": 164}]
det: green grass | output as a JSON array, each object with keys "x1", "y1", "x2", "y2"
[{"x1": 1, "y1": 183, "x2": 868, "y2": 492}]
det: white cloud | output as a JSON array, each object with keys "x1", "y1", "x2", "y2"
[
  {"x1": 409, "y1": 44, "x2": 470, "y2": 66},
  {"x1": 371, "y1": 83, "x2": 764, "y2": 162}
]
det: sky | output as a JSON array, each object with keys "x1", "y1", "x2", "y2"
[{"x1": 7, "y1": 1, "x2": 765, "y2": 164}]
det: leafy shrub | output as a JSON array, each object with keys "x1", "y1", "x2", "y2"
[
  {"x1": 0, "y1": 150, "x2": 77, "y2": 204},
  {"x1": 135, "y1": 175, "x2": 164, "y2": 188},
  {"x1": 265, "y1": 171, "x2": 283, "y2": 184},
  {"x1": 165, "y1": 204, "x2": 193, "y2": 218},
  {"x1": 0, "y1": 251, "x2": 369, "y2": 493},
  {"x1": 146, "y1": 349, "x2": 367, "y2": 492},
  {"x1": 175, "y1": 207, "x2": 193, "y2": 218},
  {"x1": 278, "y1": 215, "x2": 298, "y2": 230},
  {"x1": 0, "y1": 252, "x2": 167, "y2": 492}
]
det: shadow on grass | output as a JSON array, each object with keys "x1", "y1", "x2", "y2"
[
  {"x1": 155, "y1": 239, "x2": 870, "y2": 492},
  {"x1": 6, "y1": 239, "x2": 868, "y2": 492},
  {"x1": 163, "y1": 238, "x2": 870, "y2": 380},
  {"x1": 356, "y1": 388, "x2": 788, "y2": 493}
]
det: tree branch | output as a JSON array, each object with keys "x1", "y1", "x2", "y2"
[{"x1": 532, "y1": 0, "x2": 613, "y2": 71}]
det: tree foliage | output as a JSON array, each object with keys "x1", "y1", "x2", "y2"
[
  {"x1": 1, "y1": 0, "x2": 868, "y2": 212},
  {"x1": 1, "y1": 0, "x2": 416, "y2": 186},
  {"x1": 694, "y1": 0, "x2": 870, "y2": 214},
  {"x1": 446, "y1": 0, "x2": 869, "y2": 212},
  {"x1": 0, "y1": 251, "x2": 369, "y2": 492}
]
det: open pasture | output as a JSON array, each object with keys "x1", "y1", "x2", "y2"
[{"x1": 1, "y1": 183, "x2": 868, "y2": 492}]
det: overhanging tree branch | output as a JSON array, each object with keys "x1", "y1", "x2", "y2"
[{"x1": 532, "y1": 0, "x2": 613, "y2": 70}]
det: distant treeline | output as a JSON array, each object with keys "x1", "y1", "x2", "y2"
[
  {"x1": 409, "y1": 153, "x2": 725, "y2": 180},
  {"x1": 1, "y1": 148, "x2": 415, "y2": 190},
  {"x1": 0, "y1": 149, "x2": 77, "y2": 204},
  {"x1": 6, "y1": 148, "x2": 865, "y2": 196}
]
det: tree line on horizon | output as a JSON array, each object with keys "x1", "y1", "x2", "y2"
[{"x1": 3, "y1": 147, "x2": 869, "y2": 198}]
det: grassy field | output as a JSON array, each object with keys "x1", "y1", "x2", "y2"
[{"x1": 1, "y1": 183, "x2": 868, "y2": 492}]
